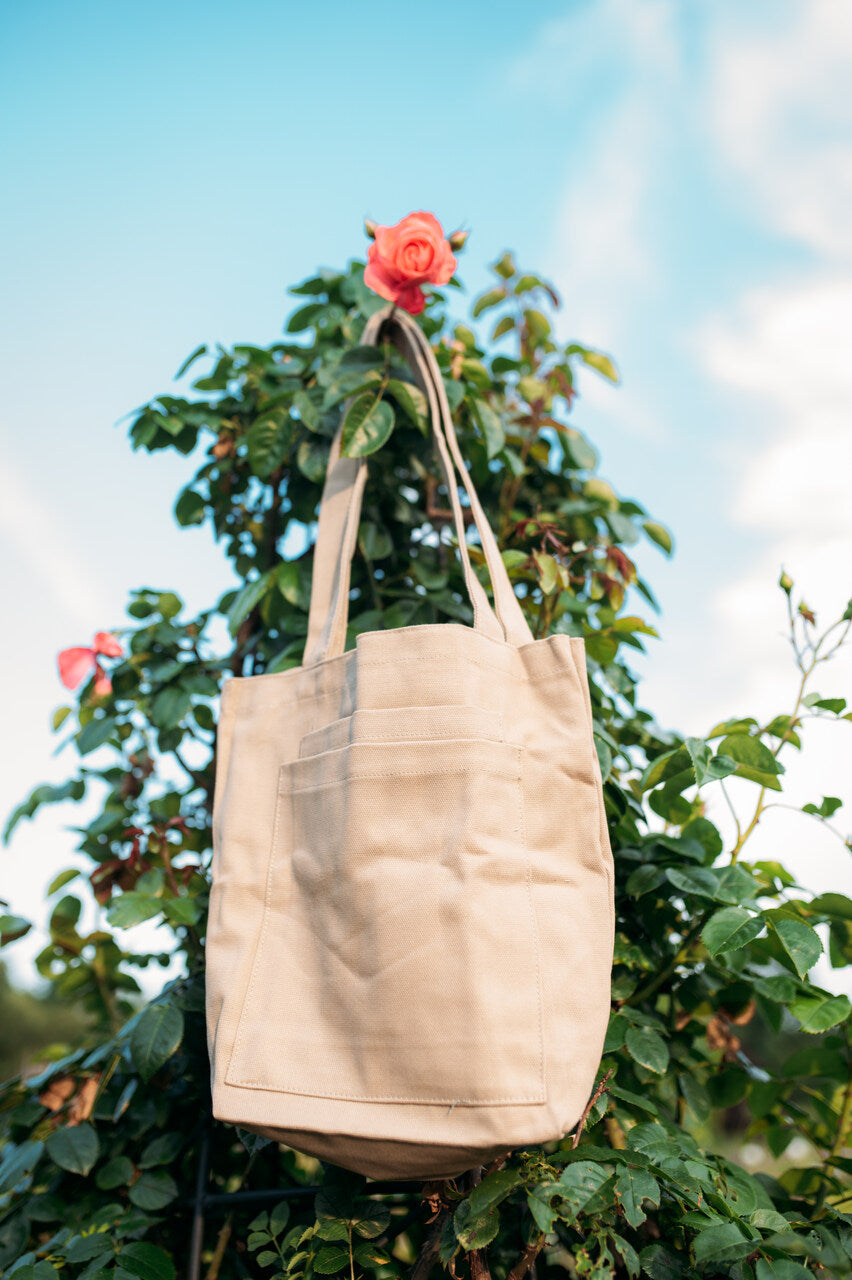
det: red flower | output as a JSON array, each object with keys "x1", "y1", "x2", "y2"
[
  {"x1": 58, "y1": 631, "x2": 123, "y2": 698},
  {"x1": 364, "y1": 211, "x2": 457, "y2": 315}
]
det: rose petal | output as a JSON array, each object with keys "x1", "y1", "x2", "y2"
[
  {"x1": 58, "y1": 647, "x2": 96, "y2": 689},
  {"x1": 93, "y1": 631, "x2": 123, "y2": 657},
  {"x1": 364, "y1": 254, "x2": 402, "y2": 300},
  {"x1": 92, "y1": 670, "x2": 113, "y2": 698},
  {"x1": 395, "y1": 282, "x2": 427, "y2": 315}
]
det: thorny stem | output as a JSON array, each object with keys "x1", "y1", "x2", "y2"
[
  {"x1": 465, "y1": 1167, "x2": 492, "y2": 1280},
  {"x1": 728, "y1": 603, "x2": 849, "y2": 864},
  {"x1": 205, "y1": 1217, "x2": 233, "y2": 1280},
  {"x1": 409, "y1": 1208, "x2": 452, "y2": 1280},
  {"x1": 762, "y1": 801, "x2": 850, "y2": 848},
  {"x1": 506, "y1": 1235, "x2": 546, "y2": 1280},
  {"x1": 571, "y1": 1068, "x2": 614, "y2": 1149}
]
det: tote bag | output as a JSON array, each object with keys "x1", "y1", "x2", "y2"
[{"x1": 206, "y1": 305, "x2": 615, "y2": 1180}]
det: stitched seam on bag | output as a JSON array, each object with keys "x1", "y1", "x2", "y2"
[
  {"x1": 224, "y1": 628, "x2": 582, "y2": 697},
  {"x1": 299, "y1": 712, "x2": 505, "y2": 756},
  {"x1": 282, "y1": 762, "x2": 521, "y2": 794},
  {"x1": 225, "y1": 782, "x2": 287, "y2": 1086},
  {"x1": 518, "y1": 751, "x2": 547, "y2": 1100},
  {"x1": 226, "y1": 1084, "x2": 542, "y2": 1103},
  {"x1": 563, "y1": 639, "x2": 615, "y2": 926}
]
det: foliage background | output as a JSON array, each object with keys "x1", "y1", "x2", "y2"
[{"x1": 0, "y1": 251, "x2": 850, "y2": 1279}]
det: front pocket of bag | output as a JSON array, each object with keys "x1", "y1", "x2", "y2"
[
  {"x1": 298, "y1": 704, "x2": 504, "y2": 759},
  {"x1": 225, "y1": 736, "x2": 545, "y2": 1106}
]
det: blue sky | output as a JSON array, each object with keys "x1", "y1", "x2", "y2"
[{"x1": 2, "y1": 0, "x2": 850, "y2": 992}]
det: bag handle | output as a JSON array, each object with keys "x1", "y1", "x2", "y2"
[{"x1": 303, "y1": 306, "x2": 533, "y2": 665}]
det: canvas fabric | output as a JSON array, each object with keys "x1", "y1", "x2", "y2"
[{"x1": 206, "y1": 305, "x2": 615, "y2": 1180}]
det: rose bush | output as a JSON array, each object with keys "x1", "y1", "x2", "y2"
[{"x1": 0, "y1": 240, "x2": 850, "y2": 1280}]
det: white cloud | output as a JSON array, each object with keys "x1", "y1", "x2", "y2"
[
  {"x1": 0, "y1": 459, "x2": 111, "y2": 628},
  {"x1": 707, "y1": 0, "x2": 852, "y2": 258},
  {"x1": 701, "y1": 276, "x2": 852, "y2": 545}
]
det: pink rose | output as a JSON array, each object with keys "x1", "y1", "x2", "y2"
[
  {"x1": 58, "y1": 631, "x2": 123, "y2": 698},
  {"x1": 364, "y1": 211, "x2": 457, "y2": 315}
]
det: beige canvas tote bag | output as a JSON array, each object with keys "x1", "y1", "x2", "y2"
[{"x1": 206, "y1": 305, "x2": 615, "y2": 1180}]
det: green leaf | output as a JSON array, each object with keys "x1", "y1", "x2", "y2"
[
  {"x1": 293, "y1": 388, "x2": 319, "y2": 430},
  {"x1": 789, "y1": 992, "x2": 851, "y2": 1033},
  {"x1": 119, "y1": 1242, "x2": 176, "y2": 1280},
  {"x1": 771, "y1": 917, "x2": 822, "y2": 977},
  {"x1": 341, "y1": 394, "x2": 395, "y2": 457},
  {"x1": 0, "y1": 1139, "x2": 43, "y2": 1193},
  {"x1": 77, "y1": 717, "x2": 118, "y2": 756},
  {"x1": 639, "y1": 1244, "x2": 685, "y2": 1279},
  {"x1": 560, "y1": 429, "x2": 598, "y2": 471},
  {"x1": 358, "y1": 522, "x2": 393, "y2": 562},
  {"x1": 493, "y1": 252, "x2": 516, "y2": 279},
  {"x1": 386, "y1": 378, "x2": 427, "y2": 432},
  {"x1": 684, "y1": 737, "x2": 737, "y2": 787},
  {"x1": 316, "y1": 1218, "x2": 349, "y2": 1243},
  {"x1": 129, "y1": 1003, "x2": 184, "y2": 1080},
  {"x1": 45, "y1": 1123, "x2": 99, "y2": 1176},
  {"x1": 8, "y1": 1262, "x2": 63, "y2": 1279},
  {"x1": 175, "y1": 344, "x2": 207, "y2": 378},
  {"x1": 247, "y1": 411, "x2": 292, "y2": 478},
  {"x1": 352, "y1": 1206, "x2": 390, "y2": 1239},
  {"x1": 106, "y1": 892, "x2": 162, "y2": 929},
  {"x1": 642, "y1": 521, "x2": 674, "y2": 555},
  {"x1": 804, "y1": 694, "x2": 847, "y2": 714},
  {"x1": 555, "y1": 1161, "x2": 613, "y2": 1218},
  {"x1": 471, "y1": 397, "x2": 505, "y2": 459},
  {"x1": 138, "y1": 1132, "x2": 183, "y2": 1168},
  {"x1": 287, "y1": 303, "x2": 324, "y2": 333},
  {"x1": 150, "y1": 686, "x2": 191, "y2": 730},
  {"x1": 703, "y1": 907, "x2": 764, "y2": 956},
  {"x1": 313, "y1": 1246, "x2": 351, "y2": 1274},
  {"x1": 163, "y1": 896, "x2": 202, "y2": 926},
  {"x1": 0, "y1": 913, "x2": 32, "y2": 945},
  {"x1": 665, "y1": 866, "x2": 719, "y2": 899},
  {"x1": 270, "y1": 1200, "x2": 291, "y2": 1236},
  {"x1": 3, "y1": 778, "x2": 86, "y2": 842},
  {"x1": 468, "y1": 1168, "x2": 521, "y2": 1215},
  {"x1": 453, "y1": 1198, "x2": 500, "y2": 1249},
  {"x1": 354, "y1": 1242, "x2": 390, "y2": 1269},
  {"x1": 755, "y1": 1260, "x2": 812, "y2": 1280},
  {"x1": 717, "y1": 734, "x2": 785, "y2": 790},
  {"x1": 573, "y1": 346, "x2": 619, "y2": 383},
  {"x1": 616, "y1": 1166, "x2": 660, "y2": 1229},
  {"x1": 492, "y1": 315, "x2": 515, "y2": 341},
  {"x1": 65, "y1": 1235, "x2": 113, "y2": 1265},
  {"x1": 625, "y1": 1026, "x2": 669, "y2": 1074},
  {"x1": 96, "y1": 1156, "x2": 135, "y2": 1189},
  {"x1": 625, "y1": 865, "x2": 666, "y2": 900},
  {"x1": 228, "y1": 571, "x2": 272, "y2": 637},
  {"x1": 472, "y1": 287, "x2": 506, "y2": 317},
  {"x1": 174, "y1": 488, "x2": 206, "y2": 527},
  {"x1": 693, "y1": 1222, "x2": 755, "y2": 1264},
  {"x1": 48, "y1": 868, "x2": 81, "y2": 895},
  {"x1": 127, "y1": 1169, "x2": 178, "y2": 1211},
  {"x1": 297, "y1": 437, "x2": 330, "y2": 482},
  {"x1": 802, "y1": 795, "x2": 842, "y2": 819},
  {"x1": 810, "y1": 892, "x2": 852, "y2": 920}
]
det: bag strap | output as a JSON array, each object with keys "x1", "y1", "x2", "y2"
[{"x1": 303, "y1": 306, "x2": 533, "y2": 665}]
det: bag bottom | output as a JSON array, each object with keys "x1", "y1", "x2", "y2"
[
  {"x1": 212, "y1": 1083, "x2": 572, "y2": 1180},
  {"x1": 234, "y1": 1119, "x2": 508, "y2": 1180}
]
